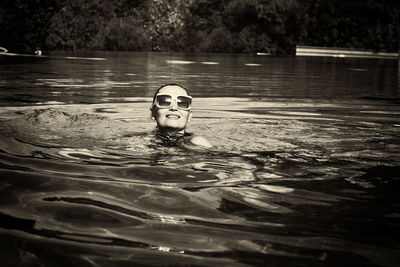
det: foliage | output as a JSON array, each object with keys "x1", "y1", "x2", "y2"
[
  {"x1": 142, "y1": 0, "x2": 190, "y2": 51},
  {"x1": 0, "y1": 0, "x2": 398, "y2": 54},
  {"x1": 0, "y1": 0, "x2": 59, "y2": 52},
  {"x1": 301, "y1": 0, "x2": 399, "y2": 52},
  {"x1": 46, "y1": 0, "x2": 115, "y2": 50},
  {"x1": 102, "y1": 16, "x2": 150, "y2": 51}
]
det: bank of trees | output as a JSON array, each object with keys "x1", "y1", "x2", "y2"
[
  {"x1": 303, "y1": 0, "x2": 399, "y2": 52},
  {"x1": 0, "y1": 0, "x2": 398, "y2": 54}
]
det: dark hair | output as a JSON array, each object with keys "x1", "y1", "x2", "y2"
[{"x1": 152, "y1": 84, "x2": 190, "y2": 105}]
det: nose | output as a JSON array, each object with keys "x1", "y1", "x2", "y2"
[{"x1": 169, "y1": 99, "x2": 178, "y2": 111}]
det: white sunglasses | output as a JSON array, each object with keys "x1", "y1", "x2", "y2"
[{"x1": 153, "y1": 94, "x2": 192, "y2": 111}]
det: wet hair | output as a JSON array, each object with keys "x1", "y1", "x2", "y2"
[{"x1": 151, "y1": 84, "x2": 190, "y2": 105}]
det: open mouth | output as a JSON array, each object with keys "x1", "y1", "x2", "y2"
[{"x1": 166, "y1": 114, "x2": 180, "y2": 119}]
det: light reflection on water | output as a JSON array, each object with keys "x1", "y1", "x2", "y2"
[
  {"x1": 0, "y1": 51, "x2": 398, "y2": 105},
  {"x1": 0, "y1": 52, "x2": 400, "y2": 266}
]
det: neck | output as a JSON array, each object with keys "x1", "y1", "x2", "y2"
[
  {"x1": 157, "y1": 127, "x2": 185, "y2": 135},
  {"x1": 155, "y1": 128, "x2": 187, "y2": 147}
]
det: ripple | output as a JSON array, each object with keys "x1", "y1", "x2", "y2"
[
  {"x1": 65, "y1": 57, "x2": 106, "y2": 61},
  {"x1": 201, "y1": 61, "x2": 219, "y2": 65},
  {"x1": 245, "y1": 63, "x2": 262, "y2": 66},
  {"x1": 268, "y1": 111, "x2": 322, "y2": 116},
  {"x1": 166, "y1": 60, "x2": 195, "y2": 64}
]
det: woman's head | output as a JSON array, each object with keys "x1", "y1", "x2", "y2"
[{"x1": 150, "y1": 84, "x2": 192, "y2": 133}]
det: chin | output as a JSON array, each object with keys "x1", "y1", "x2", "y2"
[{"x1": 160, "y1": 121, "x2": 184, "y2": 129}]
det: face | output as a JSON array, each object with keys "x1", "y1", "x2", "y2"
[{"x1": 151, "y1": 85, "x2": 192, "y2": 133}]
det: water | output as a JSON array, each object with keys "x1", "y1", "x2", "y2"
[{"x1": 0, "y1": 52, "x2": 399, "y2": 266}]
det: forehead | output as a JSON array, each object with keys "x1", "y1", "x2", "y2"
[{"x1": 157, "y1": 85, "x2": 188, "y2": 96}]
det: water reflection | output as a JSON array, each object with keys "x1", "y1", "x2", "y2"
[
  {"x1": 398, "y1": 59, "x2": 400, "y2": 95},
  {"x1": 1, "y1": 52, "x2": 399, "y2": 106},
  {"x1": 1, "y1": 52, "x2": 400, "y2": 266}
]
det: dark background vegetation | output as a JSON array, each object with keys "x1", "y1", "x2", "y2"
[{"x1": 0, "y1": 0, "x2": 399, "y2": 54}]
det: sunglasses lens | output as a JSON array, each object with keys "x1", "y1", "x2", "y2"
[
  {"x1": 156, "y1": 95, "x2": 171, "y2": 107},
  {"x1": 177, "y1": 96, "x2": 191, "y2": 109}
]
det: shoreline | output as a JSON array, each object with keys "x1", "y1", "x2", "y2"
[{"x1": 296, "y1": 46, "x2": 398, "y2": 59}]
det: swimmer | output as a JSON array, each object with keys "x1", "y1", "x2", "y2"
[{"x1": 150, "y1": 84, "x2": 213, "y2": 148}]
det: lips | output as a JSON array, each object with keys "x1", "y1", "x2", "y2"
[{"x1": 166, "y1": 114, "x2": 180, "y2": 119}]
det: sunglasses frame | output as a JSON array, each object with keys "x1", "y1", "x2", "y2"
[{"x1": 153, "y1": 94, "x2": 192, "y2": 111}]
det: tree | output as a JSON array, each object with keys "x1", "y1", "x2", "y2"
[
  {"x1": 1, "y1": 0, "x2": 398, "y2": 54},
  {"x1": 300, "y1": 0, "x2": 399, "y2": 52},
  {"x1": 46, "y1": 0, "x2": 114, "y2": 50},
  {"x1": 103, "y1": 15, "x2": 150, "y2": 51},
  {"x1": 0, "y1": 0, "x2": 58, "y2": 52}
]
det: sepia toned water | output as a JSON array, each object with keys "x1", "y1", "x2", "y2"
[{"x1": 0, "y1": 52, "x2": 399, "y2": 266}]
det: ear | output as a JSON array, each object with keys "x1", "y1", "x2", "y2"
[{"x1": 150, "y1": 107, "x2": 155, "y2": 120}]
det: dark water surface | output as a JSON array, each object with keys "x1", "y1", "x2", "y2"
[{"x1": 0, "y1": 52, "x2": 399, "y2": 266}]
